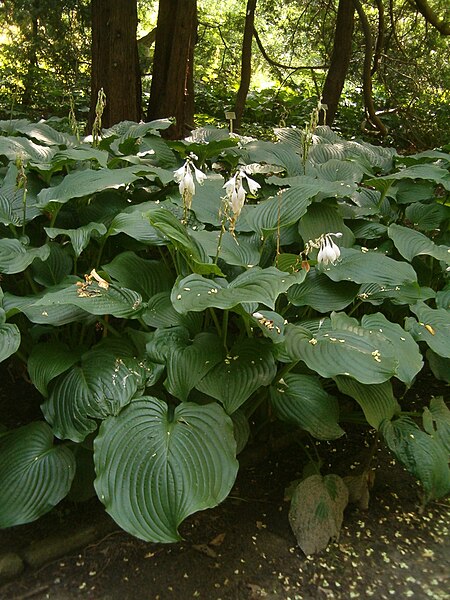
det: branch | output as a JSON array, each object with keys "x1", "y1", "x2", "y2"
[
  {"x1": 352, "y1": 0, "x2": 388, "y2": 135},
  {"x1": 137, "y1": 28, "x2": 156, "y2": 47},
  {"x1": 413, "y1": 0, "x2": 450, "y2": 35},
  {"x1": 371, "y1": 0, "x2": 385, "y2": 75},
  {"x1": 253, "y1": 27, "x2": 328, "y2": 71}
]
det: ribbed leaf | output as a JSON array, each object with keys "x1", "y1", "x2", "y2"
[
  {"x1": 192, "y1": 230, "x2": 261, "y2": 268},
  {"x1": 270, "y1": 374, "x2": 344, "y2": 440},
  {"x1": 0, "y1": 322, "x2": 20, "y2": 363},
  {"x1": 0, "y1": 239, "x2": 50, "y2": 274},
  {"x1": 423, "y1": 397, "x2": 450, "y2": 454},
  {"x1": 358, "y1": 282, "x2": 435, "y2": 306},
  {"x1": 335, "y1": 377, "x2": 400, "y2": 429},
  {"x1": 148, "y1": 208, "x2": 223, "y2": 276},
  {"x1": 31, "y1": 243, "x2": 72, "y2": 287},
  {"x1": 298, "y1": 202, "x2": 354, "y2": 248},
  {"x1": 0, "y1": 422, "x2": 75, "y2": 527},
  {"x1": 141, "y1": 292, "x2": 202, "y2": 331},
  {"x1": 165, "y1": 332, "x2": 224, "y2": 402},
  {"x1": 4, "y1": 288, "x2": 90, "y2": 326},
  {"x1": 102, "y1": 252, "x2": 173, "y2": 300},
  {"x1": 28, "y1": 342, "x2": 81, "y2": 397},
  {"x1": 282, "y1": 322, "x2": 397, "y2": 384},
  {"x1": 381, "y1": 417, "x2": 450, "y2": 502},
  {"x1": 406, "y1": 302, "x2": 450, "y2": 358},
  {"x1": 0, "y1": 135, "x2": 55, "y2": 162},
  {"x1": 37, "y1": 165, "x2": 156, "y2": 208},
  {"x1": 195, "y1": 339, "x2": 277, "y2": 414},
  {"x1": 31, "y1": 280, "x2": 143, "y2": 318},
  {"x1": 172, "y1": 267, "x2": 306, "y2": 314},
  {"x1": 108, "y1": 203, "x2": 167, "y2": 245},
  {"x1": 94, "y1": 397, "x2": 238, "y2": 542},
  {"x1": 315, "y1": 159, "x2": 364, "y2": 183},
  {"x1": 45, "y1": 223, "x2": 107, "y2": 258},
  {"x1": 405, "y1": 202, "x2": 450, "y2": 231},
  {"x1": 42, "y1": 344, "x2": 151, "y2": 441},
  {"x1": 388, "y1": 224, "x2": 450, "y2": 264},
  {"x1": 360, "y1": 313, "x2": 423, "y2": 386},
  {"x1": 288, "y1": 268, "x2": 358, "y2": 312},
  {"x1": 231, "y1": 409, "x2": 250, "y2": 454},
  {"x1": 319, "y1": 247, "x2": 417, "y2": 286}
]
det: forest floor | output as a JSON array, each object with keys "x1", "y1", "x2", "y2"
[{"x1": 0, "y1": 369, "x2": 449, "y2": 600}]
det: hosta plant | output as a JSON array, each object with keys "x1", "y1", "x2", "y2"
[{"x1": 0, "y1": 117, "x2": 449, "y2": 553}]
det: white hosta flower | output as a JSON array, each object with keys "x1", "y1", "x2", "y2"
[
  {"x1": 317, "y1": 232, "x2": 343, "y2": 266},
  {"x1": 173, "y1": 157, "x2": 206, "y2": 211},
  {"x1": 223, "y1": 169, "x2": 260, "y2": 218}
]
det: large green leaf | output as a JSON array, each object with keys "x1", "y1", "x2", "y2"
[
  {"x1": 297, "y1": 202, "x2": 354, "y2": 248},
  {"x1": 381, "y1": 417, "x2": 450, "y2": 502},
  {"x1": 0, "y1": 322, "x2": 20, "y2": 363},
  {"x1": 288, "y1": 268, "x2": 358, "y2": 312},
  {"x1": 406, "y1": 302, "x2": 450, "y2": 358},
  {"x1": 172, "y1": 267, "x2": 306, "y2": 313},
  {"x1": 44, "y1": 223, "x2": 107, "y2": 258},
  {"x1": 102, "y1": 251, "x2": 174, "y2": 300},
  {"x1": 335, "y1": 377, "x2": 400, "y2": 429},
  {"x1": 367, "y1": 163, "x2": 450, "y2": 188},
  {"x1": 195, "y1": 339, "x2": 277, "y2": 414},
  {"x1": 319, "y1": 247, "x2": 417, "y2": 286},
  {"x1": 41, "y1": 343, "x2": 151, "y2": 441},
  {"x1": 270, "y1": 373, "x2": 344, "y2": 440},
  {"x1": 0, "y1": 239, "x2": 50, "y2": 274},
  {"x1": 31, "y1": 243, "x2": 72, "y2": 287},
  {"x1": 4, "y1": 288, "x2": 90, "y2": 326},
  {"x1": 37, "y1": 165, "x2": 160, "y2": 208},
  {"x1": 108, "y1": 202, "x2": 167, "y2": 245},
  {"x1": 28, "y1": 342, "x2": 81, "y2": 397},
  {"x1": 289, "y1": 474, "x2": 349, "y2": 556},
  {"x1": 31, "y1": 279, "x2": 144, "y2": 318},
  {"x1": 0, "y1": 422, "x2": 75, "y2": 527},
  {"x1": 192, "y1": 230, "x2": 261, "y2": 268},
  {"x1": 388, "y1": 224, "x2": 450, "y2": 264},
  {"x1": 360, "y1": 313, "x2": 423, "y2": 386},
  {"x1": 405, "y1": 202, "x2": 450, "y2": 231},
  {"x1": 423, "y1": 397, "x2": 450, "y2": 454},
  {"x1": 93, "y1": 397, "x2": 238, "y2": 542},
  {"x1": 358, "y1": 282, "x2": 435, "y2": 306},
  {"x1": 282, "y1": 321, "x2": 397, "y2": 384},
  {"x1": 141, "y1": 292, "x2": 202, "y2": 332},
  {"x1": 148, "y1": 208, "x2": 223, "y2": 276},
  {"x1": 164, "y1": 332, "x2": 224, "y2": 402},
  {"x1": 0, "y1": 135, "x2": 55, "y2": 162}
]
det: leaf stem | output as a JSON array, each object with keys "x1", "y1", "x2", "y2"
[{"x1": 209, "y1": 307, "x2": 222, "y2": 337}]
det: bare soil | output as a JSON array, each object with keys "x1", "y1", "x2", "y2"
[{"x1": 0, "y1": 368, "x2": 449, "y2": 600}]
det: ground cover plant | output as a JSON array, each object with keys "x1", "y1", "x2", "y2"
[{"x1": 0, "y1": 116, "x2": 449, "y2": 555}]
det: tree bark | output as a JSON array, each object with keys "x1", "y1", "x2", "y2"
[
  {"x1": 89, "y1": 0, "x2": 141, "y2": 129},
  {"x1": 413, "y1": 0, "x2": 450, "y2": 35},
  {"x1": 147, "y1": 0, "x2": 197, "y2": 140},
  {"x1": 233, "y1": 0, "x2": 258, "y2": 131},
  {"x1": 22, "y1": 0, "x2": 40, "y2": 107},
  {"x1": 319, "y1": 0, "x2": 355, "y2": 126},
  {"x1": 352, "y1": 0, "x2": 387, "y2": 135}
]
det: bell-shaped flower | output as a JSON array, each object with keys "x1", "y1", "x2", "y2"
[
  {"x1": 317, "y1": 232, "x2": 342, "y2": 266},
  {"x1": 173, "y1": 158, "x2": 206, "y2": 212},
  {"x1": 223, "y1": 169, "x2": 260, "y2": 219}
]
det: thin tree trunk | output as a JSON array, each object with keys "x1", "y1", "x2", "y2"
[
  {"x1": 89, "y1": 0, "x2": 141, "y2": 129},
  {"x1": 319, "y1": 0, "x2": 355, "y2": 126},
  {"x1": 147, "y1": 0, "x2": 197, "y2": 140},
  {"x1": 352, "y1": 0, "x2": 387, "y2": 135},
  {"x1": 233, "y1": 0, "x2": 257, "y2": 131},
  {"x1": 22, "y1": 0, "x2": 40, "y2": 107}
]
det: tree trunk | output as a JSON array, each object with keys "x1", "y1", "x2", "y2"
[
  {"x1": 22, "y1": 0, "x2": 40, "y2": 107},
  {"x1": 89, "y1": 0, "x2": 141, "y2": 129},
  {"x1": 234, "y1": 0, "x2": 258, "y2": 131},
  {"x1": 147, "y1": 0, "x2": 197, "y2": 140},
  {"x1": 319, "y1": 0, "x2": 355, "y2": 126}
]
